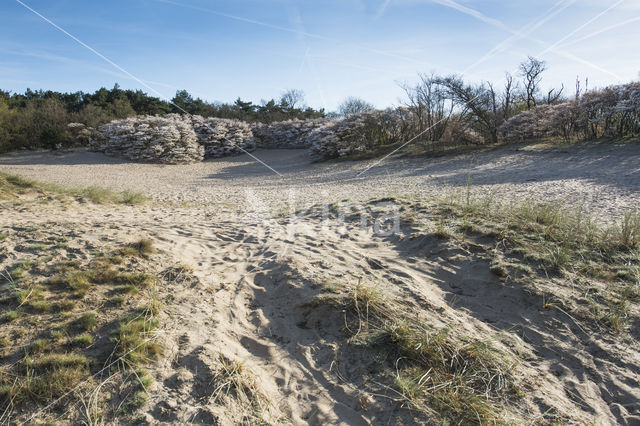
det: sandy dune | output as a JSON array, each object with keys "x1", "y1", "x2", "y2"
[{"x1": 1, "y1": 142, "x2": 639, "y2": 423}]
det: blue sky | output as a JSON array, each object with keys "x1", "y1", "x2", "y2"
[{"x1": 1, "y1": 0, "x2": 639, "y2": 111}]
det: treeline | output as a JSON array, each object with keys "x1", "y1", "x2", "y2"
[
  {"x1": 2, "y1": 56, "x2": 638, "y2": 156},
  {"x1": 0, "y1": 85, "x2": 324, "y2": 153},
  {"x1": 307, "y1": 56, "x2": 640, "y2": 159},
  {"x1": 352, "y1": 56, "x2": 639, "y2": 155}
]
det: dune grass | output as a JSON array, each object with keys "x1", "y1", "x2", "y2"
[
  {"x1": 0, "y1": 352, "x2": 91, "y2": 406},
  {"x1": 208, "y1": 354, "x2": 275, "y2": 424},
  {"x1": 49, "y1": 254, "x2": 154, "y2": 300},
  {"x1": 2, "y1": 310, "x2": 19, "y2": 322},
  {"x1": 316, "y1": 282, "x2": 516, "y2": 424},
  {"x1": 311, "y1": 193, "x2": 638, "y2": 421},
  {"x1": 411, "y1": 193, "x2": 640, "y2": 333},
  {"x1": 0, "y1": 239, "x2": 166, "y2": 421},
  {"x1": 113, "y1": 305, "x2": 162, "y2": 366},
  {"x1": 0, "y1": 171, "x2": 148, "y2": 205}
]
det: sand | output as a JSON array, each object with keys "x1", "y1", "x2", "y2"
[
  {"x1": 1, "y1": 141, "x2": 639, "y2": 424},
  {"x1": 1, "y1": 141, "x2": 639, "y2": 220}
]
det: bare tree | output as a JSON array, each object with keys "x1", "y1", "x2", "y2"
[
  {"x1": 401, "y1": 73, "x2": 453, "y2": 142},
  {"x1": 546, "y1": 84, "x2": 565, "y2": 104},
  {"x1": 519, "y1": 56, "x2": 547, "y2": 110},
  {"x1": 338, "y1": 97, "x2": 374, "y2": 116},
  {"x1": 502, "y1": 72, "x2": 518, "y2": 120},
  {"x1": 279, "y1": 89, "x2": 305, "y2": 109},
  {"x1": 435, "y1": 75, "x2": 501, "y2": 143}
]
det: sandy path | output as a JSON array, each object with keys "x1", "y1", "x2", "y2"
[{"x1": 1, "y1": 141, "x2": 639, "y2": 221}]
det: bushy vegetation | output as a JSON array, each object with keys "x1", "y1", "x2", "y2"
[
  {"x1": 2, "y1": 57, "x2": 638, "y2": 160},
  {"x1": 0, "y1": 86, "x2": 324, "y2": 154},
  {"x1": 89, "y1": 114, "x2": 261, "y2": 163},
  {"x1": 309, "y1": 109, "x2": 413, "y2": 158},
  {"x1": 312, "y1": 62, "x2": 639, "y2": 159},
  {"x1": 500, "y1": 81, "x2": 640, "y2": 141},
  {"x1": 388, "y1": 57, "x2": 553, "y2": 151},
  {"x1": 308, "y1": 57, "x2": 588, "y2": 159},
  {"x1": 90, "y1": 114, "x2": 204, "y2": 164}
]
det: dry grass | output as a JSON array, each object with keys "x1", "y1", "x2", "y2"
[
  {"x1": 0, "y1": 171, "x2": 148, "y2": 205},
  {"x1": 411, "y1": 194, "x2": 640, "y2": 334},
  {"x1": 76, "y1": 312, "x2": 98, "y2": 331},
  {"x1": 118, "y1": 239, "x2": 155, "y2": 259},
  {"x1": 316, "y1": 283, "x2": 516, "y2": 424},
  {"x1": 209, "y1": 354, "x2": 276, "y2": 424}
]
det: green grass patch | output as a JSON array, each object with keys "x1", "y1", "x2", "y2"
[
  {"x1": 0, "y1": 235, "x2": 174, "y2": 420},
  {"x1": 0, "y1": 353, "x2": 91, "y2": 405},
  {"x1": 0, "y1": 171, "x2": 149, "y2": 205},
  {"x1": 31, "y1": 353, "x2": 89, "y2": 370},
  {"x1": 73, "y1": 333, "x2": 93, "y2": 347},
  {"x1": 116, "y1": 284, "x2": 139, "y2": 295},
  {"x1": 110, "y1": 295, "x2": 126, "y2": 306},
  {"x1": 119, "y1": 239, "x2": 155, "y2": 259},
  {"x1": 50, "y1": 330, "x2": 65, "y2": 342},
  {"x1": 14, "y1": 284, "x2": 45, "y2": 308},
  {"x1": 49, "y1": 270, "x2": 91, "y2": 298},
  {"x1": 113, "y1": 307, "x2": 162, "y2": 366},
  {"x1": 49, "y1": 261, "x2": 153, "y2": 298},
  {"x1": 56, "y1": 299, "x2": 77, "y2": 312},
  {"x1": 28, "y1": 339, "x2": 49, "y2": 354},
  {"x1": 27, "y1": 299, "x2": 52, "y2": 312},
  {"x1": 2, "y1": 310, "x2": 19, "y2": 322},
  {"x1": 76, "y1": 312, "x2": 98, "y2": 331},
  {"x1": 6, "y1": 260, "x2": 36, "y2": 283},
  {"x1": 28, "y1": 243, "x2": 48, "y2": 252}
]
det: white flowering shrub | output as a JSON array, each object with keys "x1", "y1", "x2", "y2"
[
  {"x1": 187, "y1": 115, "x2": 255, "y2": 158},
  {"x1": 500, "y1": 81, "x2": 640, "y2": 142},
  {"x1": 308, "y1": 109, "x2": 406, "y2": 159},
  {"x1": 90, "y1": 114, "x2": 257, "y2": 163},
  {"x1": 251, "y1": 119, "x2": 328, "y2": 148},
  {"x1": 499, "y1": 104, "x2": 556, "y2": 141},
  {"x1": 577, "y1": 82, "x2": 640, "y2": 138},
  {"x1": 90, "y1": 115, "x2": 203, "y2": 164}
]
